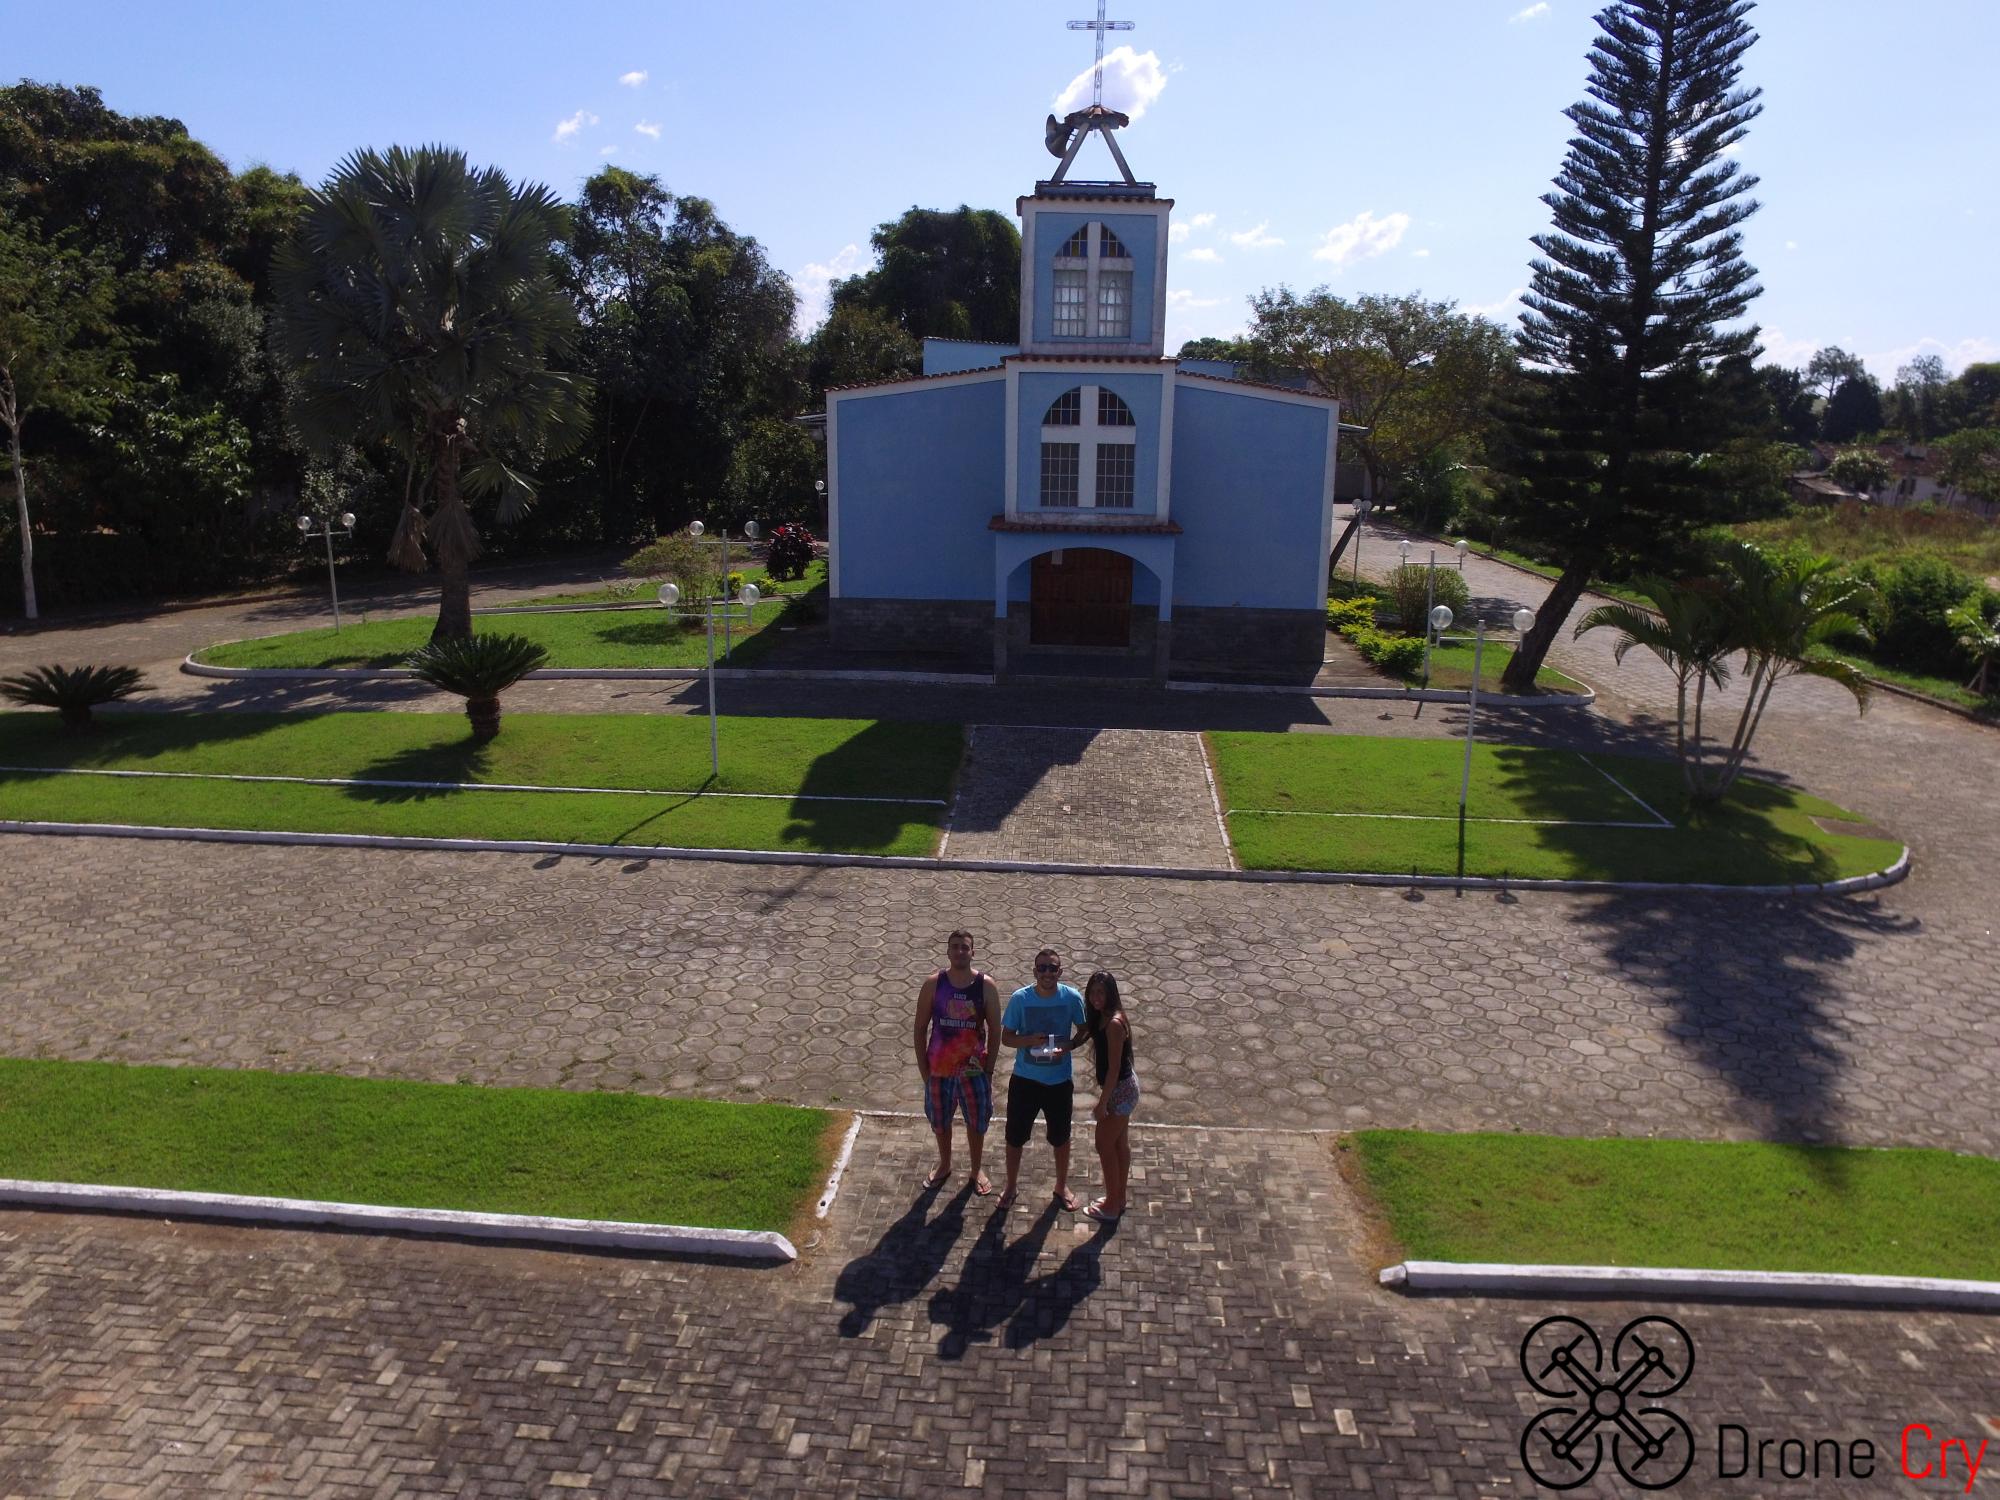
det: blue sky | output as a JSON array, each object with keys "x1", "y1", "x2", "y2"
[{"x1": 13, "y1": 1, "x2": 1995, "y2": 380}]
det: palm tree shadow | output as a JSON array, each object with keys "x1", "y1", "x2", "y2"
[
  {"x1": 1571, "y1": 890, "x2": 1921, "y2": 1151},
  {"x1": 338, "y1": 739, "x2": 494, "y2": 803},
  {"x1": 929, "y1": 1200, "x2": 1062, "y2": 1361},
  {"x1": 833, "y1": 1183, "x2": 972, "y2": 1339}
]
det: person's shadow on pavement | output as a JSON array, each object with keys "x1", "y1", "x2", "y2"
[
  {"x1": 834, "y1": 1182, "x2": 972, "y2": 1339},
  {"x1": 1004, "y1": 1227, "x2": 1107, "y2": 1349},
  {"x1": 929, "y1": 1199, "x2": 1062, "y2": 1361}
]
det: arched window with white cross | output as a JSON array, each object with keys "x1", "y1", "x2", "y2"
[
  {"x1": 1038, "y1": 385, "x2": 1138, "y2": 509},
  {"x1": 1050, "y1": 222, "x2": 1135, "y2": 340}
]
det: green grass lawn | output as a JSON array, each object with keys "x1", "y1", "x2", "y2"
[
  {"x1": 1351, "y1": 1130, "x2": 2000, "y2": 1282},
  {"x1": 1401, "y1": 637, "x2": 1588, "y2": 696},
  {"x1": 520, "y1": 559, "x2": 828, "y2": 609},
  {"x1": 196, "y1": 596, "x2": 803, "y2": 670},
  {"x1": 1734, "y1": 504, "x2": 2000, "y2": 579},
  {"x1": 1815, "y1": 646, "x2": 1998, "y2": 715},
  {"x1": 0, "y1": 1058, "x2": 829, "y2": 1232},
  {"x1": 0, "y1": 712, "x2": 958, "y2": 856},
  {"x1": 1206, "y1": 732, "x2": 1899, "y2": 884}
]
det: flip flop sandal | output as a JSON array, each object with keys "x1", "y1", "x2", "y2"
[{"x1": 1083, "y1": 1203, "x2": 1122, "y2": 1223}]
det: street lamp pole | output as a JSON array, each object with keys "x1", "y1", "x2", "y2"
[
  {"x1": 658, "y1": 577, "x2": 761, "y2": 780},
  {"x1": 297, "y1": 509, "x2": 357, "y2": 630},
  {"x1": 1460, "y1": 607, "x2": 1539, "y2": 814},
  {"x1": 687, "y1": 518, "x2": 762, "y2": 662}
]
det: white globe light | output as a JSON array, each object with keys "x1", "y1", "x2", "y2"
[
  {"x1": 688, "y1": 520, "x2": 705, "y2": 538},
  {"x1": 743, "y1": 520, "x2": 760, "y2": 540},
  {"x1": 297, "y1": 515, "x2": 311, "y2": 532},
  {"x1": 339, "y1": 512, "x2": 356, "y2": 530},
  {"x1": 657, "y1": 582, "x2": 680, "y2": 606},
  {"x1": 1454, "y1": 539, "x2": 1469, "y2": 554},
  {"x1": 1398, "y1": 540, "x2": 1411, "y2": 558},
  {"x1": 739, "y1": 583, "x2": 761, "y2": 606},
  {"x1": 815, "y1": 479, "x2": 826, "y2": 494},
  {"x1": 1513, "y1": 608, "x2": 1536, "y2": 633},
  {"x1": 1430, "y1": 605, "x2": 1455, "y2": 632}
]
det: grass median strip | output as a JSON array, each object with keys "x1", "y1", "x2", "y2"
[
  {"x1": 0, "y1": 712, "x2": 958, "y2": 856},
  {"x1": 0, "y1": 1059, "x2": 830, "y2": 1233},
  {"x1": 1348, "y1": 1130, "x2": 2000, "y2": 1283},
  {"x1": 1206, "y1": 732, "x2": 1898, "y2": 885}
]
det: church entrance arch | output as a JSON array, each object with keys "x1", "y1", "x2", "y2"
[{"x1": 1029, "y1": 547, "x2": 1132, "y2": 647}]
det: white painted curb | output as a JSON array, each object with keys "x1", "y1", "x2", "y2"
[
  {"x1": 816, "y1": 1116, "x2": 864, "y2": 1219},
  {"x1": 180, "y1": 652, "x2": 992, "y2": 687},
  {"x1": 0, "y1": 821, "x2": 1911, "y2": 899},
  {"x1": 1380, "y1": 1259, "x2": 2000, "y2": 1312},
  {"x1": 0, "y1": 1178, "x2": 795, "y2": 1261},
  {"x1": 1171, "y1": 679, "x2": 1596, "y2": 708}
]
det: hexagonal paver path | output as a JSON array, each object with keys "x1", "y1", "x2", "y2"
[{"x1": 4, "y1": 1119, "x2": 1994, "y2": 1498}]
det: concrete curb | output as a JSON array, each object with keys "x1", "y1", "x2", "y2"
[
  {"x1": 0, "y1": 820, "x2": 1911, "y2": 899},
  {"x1": 178, "y1": 653, "x2": 1594, "y2": 706},
  {"x1": 0, "y1": 1178, "x2": 795, "y2": 1261},
  {"x1": 180, "y1": 652, "x2": 993, "y2": 687},
  {"x1": 1379, "y1": 1259, "x2": 2000, "y2": 1312}
]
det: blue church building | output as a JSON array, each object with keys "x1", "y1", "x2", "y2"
[{"x1": 826, "y1": 104, "x2": 1340, "y2": 679}]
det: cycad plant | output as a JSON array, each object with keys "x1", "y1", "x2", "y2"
[
  {"x1": 0, "y1": 663, "x2": 148, "y2": 732},
  {"x1": 270, "y1": 146, "x2": 591, "y2": 642},
  {"x1": 405, "y1": 635, "x2": 548, "y2": 741}
]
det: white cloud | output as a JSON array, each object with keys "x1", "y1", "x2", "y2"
[
  {"x1": 1785, "y1": 239, "x2": 1799, "y2": 250},
  {"x1": 619, "y1": 70, "x2": 648, "y2": 88},
  {"x1": 553, "y1": 110, "x2": 599, "y2": 144},
  {"x1": 1465, "y1": 287, "x2": 1527, "y2": 319},
  {"x1": 1167, "y1": 289, "x2": 1222, "y2": 309},
  {"x1": 1191, "y1": 212, "x2": 1215, "y2": 229},
  {"x1": 1311, "y1": 209, "x2": 1410, "y2": 265},
  {"x1": 1169, "y1": 223, "x2": 1190, "y2": 243},
  {"x1": 1863, "y1": 335, "x2": 2000, "y2": 382},
  {"x1": 1185, "y1": 246, "x2": 1223, "y2": 263},
  {"x1": 1169, "y1": 214, "x2": 1216, "y2": 245},
  {"x1": 1052, "y1": 45, "x2": 1169, "y2": 121},
  {"x1": 792, "y1": 243, "x2": 874, "y2": 332},
  {"x1": 1230, "y1": 221, "x2": 1285, "y2": 250},
  {"x1": 1757, "y1": 327, "x2": 1819, "y2": 368},
  {"x1": 599, "y1": 145, "x2": 618, "y2": 157},
  {"x1": 1412, "y1": 248, "x2": 1432, "y2": 258},
  {"x1": 1510, "y1": 2, "x2": 1551, "y2": 20},
  {"x1": 634, "y1": 120, "x2": 663, "y2": 139}
]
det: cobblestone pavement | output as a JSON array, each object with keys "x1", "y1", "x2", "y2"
[
  {"x1": 4, "y1": 1120, "x2": 1995, "y2": 1498},
  {"x1": 5, "y1": 831, "x2": 1995, "y2": 1153},
  {"x1": 942, "y1": 726, "x2": 1233, "y2": 869}
]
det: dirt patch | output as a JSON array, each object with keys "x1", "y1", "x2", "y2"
[
  {"x1": 1811, "y1": 815, "x2": 1895, "y2": 841},
  {"x1": 1328, "y1": 1133, "x2": 1406, "y2": 1285}
]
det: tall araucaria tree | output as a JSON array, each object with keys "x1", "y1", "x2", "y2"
[
  {"x1": 270, "y1": 146, "x2": 590, "y2": 640},
  {"x1": 1496, "y1": 0, "x2": 1765, "y2": 692}
]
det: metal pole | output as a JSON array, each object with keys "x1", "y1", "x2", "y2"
[
  {"x1": 323, "y1": 524, "x2": 343, "y2": 632},
  {"x1": 705, "y1": 602, "x2": 720, "y2": 779},
  {"x1": 720, "y1": 532, "x2": 732, "y2": 662},
  {"x1": 1422, "y1": 551, "x2": 1437, "y2": 688},
  {"x1": 1459, "y1": 620, "x2": 1485, "y2": 812}
]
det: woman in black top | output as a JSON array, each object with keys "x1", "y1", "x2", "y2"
[{"x1": 1082, "y1": 970, "x2": 1138, "y2": 1224}]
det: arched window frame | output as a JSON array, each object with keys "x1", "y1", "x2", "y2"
[
  {"x1": 1051, "y1": 222, "x2": 1137, "y2": 340},
  {"x1": 1038, "y1": 384, "x2": 1140, "y2": 510}
]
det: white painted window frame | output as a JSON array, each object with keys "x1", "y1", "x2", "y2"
[{"x1": 1038, "y1": 382, "x2": 1139, "y2": 510}]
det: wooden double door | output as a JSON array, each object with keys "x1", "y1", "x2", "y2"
[{"x1": 1029, "y1": 548, "x2": 1133, "y2": 648}]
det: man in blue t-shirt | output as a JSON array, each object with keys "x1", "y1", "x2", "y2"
[{"x1": 998, "y1": 946, "x2": 1088, "y2": 1210}]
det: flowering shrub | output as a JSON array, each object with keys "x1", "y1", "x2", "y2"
[{"x1": 766, "y1": 523, "x2": 817, "y2": 582}]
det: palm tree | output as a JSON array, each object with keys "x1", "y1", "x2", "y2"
[
  {"x1": 1574, "y1": 579, "x2": 1735, "y2": 796},
  {"x1": 270, "y1": 147, "x2": 590, "y2": 640},
  {"x1": 1947, "y1": 595, "x2": 2000, "y2": 697},
  {"x1": 1704, "y1": 544, "x2": 1877, "y2": 801},
  {"x1": 406, "y1": 634, "x2": 549, "y2": 741}
]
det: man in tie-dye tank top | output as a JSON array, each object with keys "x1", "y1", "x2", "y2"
[{"x1": 913, "y1": 929, "x2": 1003, "y2": 1194}]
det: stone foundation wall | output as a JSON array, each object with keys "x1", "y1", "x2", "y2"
[
  {"x1": 830, "y1": 598, "x2": 993, "y2": 655},
  {"x1": 1168, "y1": 606, "x2": 1325, "y2": 671}
]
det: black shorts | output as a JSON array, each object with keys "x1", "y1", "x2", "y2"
[{"x1": 1005, "y1": 1075, "x2": 1074, "y2": 1149}]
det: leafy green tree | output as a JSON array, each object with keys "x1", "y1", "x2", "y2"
[
  {"x1": 1821, "y1": 374, "x2": 1883, "y2": 444},
  {"x1": 1754, "y1": 363, "x2": 1818, "y2": 445},
  {"x1": 0, "y1": 218, "x2": 120, "y2": 618},
  {"x1": 1494, "y1": 0, "x2": 1766, "y2": 691},
  {"x1": 806, "y1": 303, "x2": 920, "y2": 396},
  {"x1": 1248, "y1": 289, "x2": 1515, "y2": 500},
  {"x1": 1806, "y1": 346, "x2": 1866, "y2": 406},
  {"x1": 1827, "y1": 444, "x2": 1891, "y2": 497},
  {"x1": 1176, "y1": 336, "x2": 1256, "y2": 362},
  {"x1": 271, "y1": 146, "x2": 590, "y2": 640},
  {"x1": 1944, "y1": 362, "x2": 2000, "y2": 430},
  {"x1": 1575, "y1": 577, "x2": 1735, "y2": 795},
  {"x1": 720, "y1": 416, "x2": 822, "y2": 530},
  {"x1": 829, "y1": 206, "x2": 1020, "y2": 342},
  {"x1": 1946, "y1": 594, "x2": 2000, "y2": 697},
  {"x1": 560, "y1": 167, "x2": 796, "y2": 540},
  {"x1": 1935, "y1": 428, "x2": 2000, "y2": 508},
  {"x1": 1889, "y1": 354, "x2": 1949, "y2": 440}
]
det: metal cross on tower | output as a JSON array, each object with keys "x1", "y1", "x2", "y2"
[{"x1": 1067, "y1": 0, "x2": 1134, "y2": 109}]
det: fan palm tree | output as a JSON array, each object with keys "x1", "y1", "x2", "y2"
[
  {"x1": 1947, "y1": 595, "x2": 2000, "y2": 698},
  {"x1": 1704, "y1": 544, "x2": 1877, "y2": 801},
  {"x1": 270, "y1": 146, "x2": 590, "y2": 641},
  {"x1": 1574, "y1": 579, "x2": 1735, "y2": 796}
]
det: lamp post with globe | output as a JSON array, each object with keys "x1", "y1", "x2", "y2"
[
  {"x1": 1455, "y1": 606, "x2": 1540, "y2": 815},
  {"x1": 686, "y1": 517, "x2": 762, "y2": 660},
  {"x1": 297, "y1": 508, "x2": 357, "y2": 630},
  {"x1": 657, "y1": 576, "x2": 761, "y2": 779}
]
